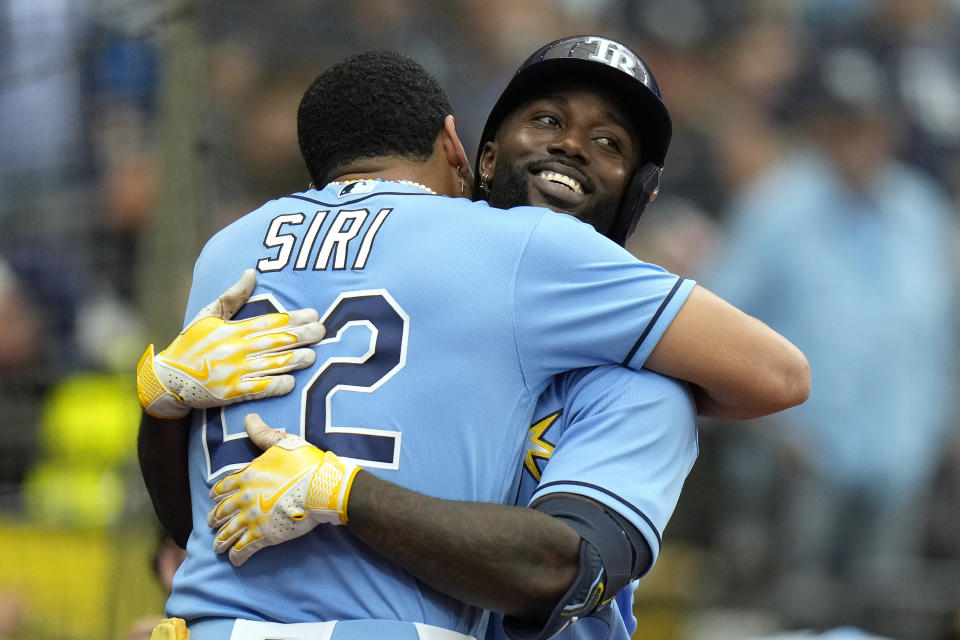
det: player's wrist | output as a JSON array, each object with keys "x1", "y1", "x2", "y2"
[
  {"x1": 336, "y1": 463, "x2": 362, "y2": 524},
  {"x1": 305, "y1": 450, "x2": 360, "y2": 525}
]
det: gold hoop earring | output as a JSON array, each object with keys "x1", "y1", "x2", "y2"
[
  {"x1": 457, "y1": 166, "x2": 466, "y2": 195},
  {"x1": 479, "y1": 172, "x2": 491, "y2": 196}
]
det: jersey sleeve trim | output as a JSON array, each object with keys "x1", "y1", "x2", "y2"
[
  {"x1": 531, "y1": 480, "x2": 662, "y2": 556},
  {"x1": 621, "y1": 277, "x2": 695, "y2": 368}
]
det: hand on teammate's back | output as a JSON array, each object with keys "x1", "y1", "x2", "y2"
[
  {"x1": 207, "y1": 414, "x2": 360, "y2": 566},
  {"x1": 136, "y1": 270, "x2": 326, "y2": 419}
]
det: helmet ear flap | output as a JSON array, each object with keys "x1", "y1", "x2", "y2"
[{"x1": 608, "y1": 163, "x2": 661, "y2": 246}]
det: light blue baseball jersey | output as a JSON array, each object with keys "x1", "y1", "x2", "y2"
[
  {"x1": 166, "y1": 180, "x2": 695, "y2": 636},
  {"x1": 486, "y1": 365, "x2": 698, "y2": 640}
]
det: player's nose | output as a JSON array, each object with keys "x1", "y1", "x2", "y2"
[{"x1": 546, "y1": 126, "x2": 589, "y2": 164}]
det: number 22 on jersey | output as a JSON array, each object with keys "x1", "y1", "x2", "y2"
[{"x1": 202, "y1": 289, "x2": 409, "y2": 481}]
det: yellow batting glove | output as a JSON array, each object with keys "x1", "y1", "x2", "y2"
[
  {"x1": 150, "y1": 617, "x2": 189, "y2": 640},
  {"x1": 207, "y1": 414, "x2": 360, "y2": 567},
  {"x1": 137, "y1": 270, "x2": 325, "y2": 419}
]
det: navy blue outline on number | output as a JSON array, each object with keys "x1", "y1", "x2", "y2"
[
  {"x1": 299, "y1": 290, "x2": 407, "y2": 469},
  {"x1": 202, "y1": 290, "x2": 408, "y2": 481}
]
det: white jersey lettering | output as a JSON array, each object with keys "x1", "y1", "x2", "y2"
[
  {"x1": 257, "y1": 213, "x2": 306, "y2": 272},
  {"x1": 353, "y1": 208, "x2": 391, "y2": 270},
  {"x1": 294, "y1": 210, "x2": 329, "y2": 270}
]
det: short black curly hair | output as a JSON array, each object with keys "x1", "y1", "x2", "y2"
[{"x1": 297, "y1": 51, "x2": 453, "y2": 187}]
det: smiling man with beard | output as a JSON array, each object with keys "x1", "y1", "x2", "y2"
[
  {"x1": 476, "y1": 36, "x2": 671, "y2": 252},
  {"x1": 481, "y1": 84, "x2": 636, "y2": 237}
]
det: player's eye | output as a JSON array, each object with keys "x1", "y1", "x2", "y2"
[
  {"x1": 532, "y1": 114, "x2": 561, "y2": 128},
  {"x1": 595, "y1": 136, "x2": 621, "y2": 153}
]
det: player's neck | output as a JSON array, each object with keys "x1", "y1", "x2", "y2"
[
  {"x1": 330, "y1": 155, "x2": 451, "y2": 196},
  {"x1": 331, "y1": 161, "x2": 434, "y2": 190}
]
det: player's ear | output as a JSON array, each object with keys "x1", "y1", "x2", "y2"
[
  {"x1": 440, "y1": 115, "x2": 469, "y2": 172},
  {"x1": 478, "y1": 141, "x2": 497, "y2": 179}
]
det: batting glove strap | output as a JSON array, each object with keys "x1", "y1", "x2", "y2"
[
  {"x1": 305, "y1": 452, "x2": 361, "y2": 524},
  {"x1": 137, "y1": 344, "x2": 191, "y2": 419}
]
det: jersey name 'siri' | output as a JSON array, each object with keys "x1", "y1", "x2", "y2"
[{"x1": 256, "y1": 207, "x2": 392, "y2": 273}]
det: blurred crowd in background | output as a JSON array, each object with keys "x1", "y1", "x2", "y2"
[{"x1": 1, "y1": 0, "x2": 959, "y2": 638}]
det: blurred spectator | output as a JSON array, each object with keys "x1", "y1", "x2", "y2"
[
  {"x1": 706, "y1": 46, "x2": 959, "y2": 632},
  {"x1": 925, "y1": 429, "x2": 960, "y2": 559},
  {"x1": 0, "y1": 590, "x2": 26, "y2": 640},
  {"x1": 233, "y1": 67, "x2": 317, "y2": 204},
  {"x1": 621, "y1": 3, "x2": 805, "y2": 218},
  {"x1": 2, "y1": 242, "x2": 138, "y2": 374},
  {"x1": 0, "y1": 260, "x2": 43, "y2": 374},
  {"x1": 82, "y1": 10, "x2": 161, "y2": 303},
  {"x1": 0, "y1": 0, "x2": 84, "y2": 179},
  {"x1": 24, "y1": 372, "x2": 140, "y2": 528},
  {"x1": 831, "y1": 0, "x2": 960, "y2": 202},
  {"x1": 0, "y1": 259, "x2": 50, "y2": 494}
]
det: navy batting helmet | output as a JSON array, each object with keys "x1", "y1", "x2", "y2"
[{"x1": 475, "y1": 35, "x2": 672, "y2": 246}]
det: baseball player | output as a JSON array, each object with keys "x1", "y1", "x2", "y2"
[
  {"x1": 138, "y1": 47, "x2": 807, "y2": 640},
  {"x1": 473, "y1": 38, "x2": 697, "y2": 640}
]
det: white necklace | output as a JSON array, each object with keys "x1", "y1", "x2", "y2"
[{"x1": 327, "y1": 177, "x2": 437, "y2": 195}]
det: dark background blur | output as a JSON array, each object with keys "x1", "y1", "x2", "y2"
[{"x1": 1, "y1": 1, "x2": 958, "y2": 638}]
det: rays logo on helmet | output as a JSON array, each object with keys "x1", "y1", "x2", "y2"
[{"x1": 585, "y1": 37, "x2": 647, "y2": 83}]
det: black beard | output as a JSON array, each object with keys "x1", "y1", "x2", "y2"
[
  {"x1": 487, "y1": 163, "x2": 619, "y2": 236},
  {"x1": 487, "y1": 162, "x2": 530, "y2": 210}
]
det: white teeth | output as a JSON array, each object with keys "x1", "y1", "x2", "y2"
[{"x1": 538, "y1": 170, "x2": 583, "y2": 194}]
